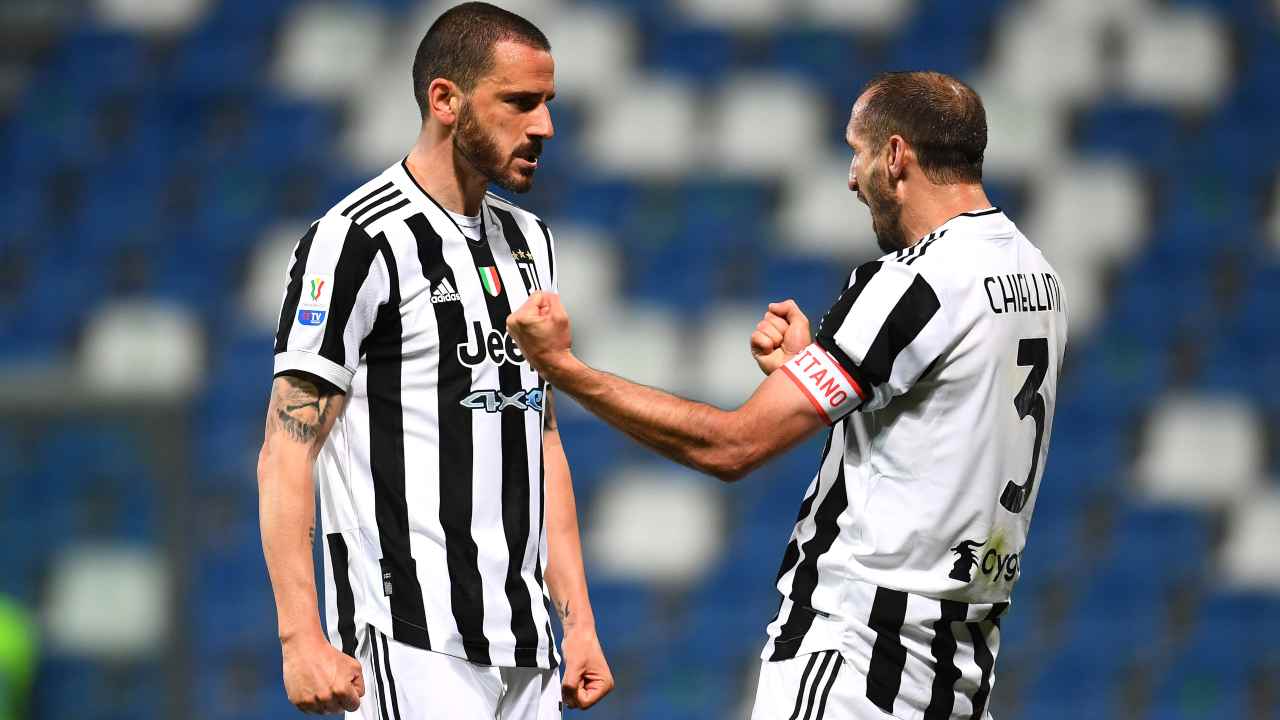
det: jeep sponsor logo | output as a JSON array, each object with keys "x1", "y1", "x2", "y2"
[
  {"x1": 457, "y1": 321, "x2": 526, "y2": 367},
  {"x1": 461, "y1": 388, "x2": 544, "y2": 413}
]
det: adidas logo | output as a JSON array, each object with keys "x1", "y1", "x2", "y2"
[{"x1": 431, "y1": 278, "x2": 461, "y2": 304}]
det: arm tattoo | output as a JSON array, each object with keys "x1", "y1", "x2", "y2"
[
  {"x1": 543, "y1": 389, "x2": 558, "y2": 432},
  {"x1": 269, "y1": 375, "x2": 337, "y2": 445},
  {"x1": 308, "y1": 526, "x2": 316, "y2": 546},
  {"x1": 556, "y1": 598, "x2": 570, "y2": 622}
]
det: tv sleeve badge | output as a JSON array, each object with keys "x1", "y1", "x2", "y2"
[{"x1": 297, "y1": 274, "x2": 333, "y2": 326}]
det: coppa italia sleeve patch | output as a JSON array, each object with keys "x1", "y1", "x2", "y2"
[{"x1": 780, "y1": 343, "x2": 866, "y2": 424}]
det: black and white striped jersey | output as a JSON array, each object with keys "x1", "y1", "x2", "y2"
[
  {"x1": 766, "y1": 209, "x2": 1068, "y2": 719},
  {"x1": 273, "y1": 159, "x2": 560, "y2": 669}
]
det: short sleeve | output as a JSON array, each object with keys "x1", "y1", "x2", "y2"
[
  {"x1": 791, "y1": 260, "x2": 947, "y2": 420},
  {"x1": 272, "y1": 216, "x2": 392, "y2": 392}
]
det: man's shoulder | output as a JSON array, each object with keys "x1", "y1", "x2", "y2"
[{"x1": 315, "y1": 163, "x2": 420, "y2": 236}]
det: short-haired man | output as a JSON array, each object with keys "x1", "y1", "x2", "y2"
[
  {"x1": 508, "y1": 71, "x2": 1067, "y2": 719},
  {"x1": 258, "y1": 3, "x2": 612, "y2": 717}
]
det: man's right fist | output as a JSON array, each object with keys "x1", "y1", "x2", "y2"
[
  {"x1": 282, "y1": 633, "x2": 365, "y2": 714},
  {"x1": 750, "y1": 299, "x2": 812, "y2": 375}
]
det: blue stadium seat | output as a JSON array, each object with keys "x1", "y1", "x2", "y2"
[
  {"x1": 646, "y1": 25, "x2": 739, "y2": 84},
  {"x1": 626, "y1": 179, "x2": 773, "y2": 309},
  {"x1": 586, "y1": 579, "x2": 666, "y2": 660},
  {"x1": 560, "y1": 177, "x2": 642, "y2": 229},
  {"x1": 193, "y1": 645, "x2": 299, "y2": 720},
  {"x1": 767, "y1": 30, "x2": 874, "y2": 102},
  {"x1": 1021, "y1": 641, "x2": 1122, "y2": 720},
  {"x1": 887, "y1": 0, "x2": 998, "y2": 79},
  {"x1": 1108, "y1": 505, "x2": 1209, "y2": 589},
  {"x1": 1147, "y1": 631, "x2": 1250, "y2": 719},
  {"x1": 757, "y1": 253, "x2": 850, "y2": 322},
  {"x1": 1076, "y1": 104, "x2": 1181, "y2": 173}
]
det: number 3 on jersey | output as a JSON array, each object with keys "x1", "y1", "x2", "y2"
[{"x1": 1000, "y1": 337, "x2": 1048, "y2": 513}]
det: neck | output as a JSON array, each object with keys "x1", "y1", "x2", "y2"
[
  {"x1": 405, "y1": 124, "x2": 488, "y2": 216},
  {"x1": 899, "y1": 182, "x2": 993, "y2": 246}
]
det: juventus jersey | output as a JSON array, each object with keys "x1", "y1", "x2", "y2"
[
  {"x1": 273, "y1": 160, "x2": 560, "y2": 669},
  {"x1": 765, "y1": 209, "x2": 1067, "y2": 719}
]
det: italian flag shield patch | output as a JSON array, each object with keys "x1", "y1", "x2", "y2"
[{"x1": 478, "y1": 266, "x2": 502, "y2": 296}]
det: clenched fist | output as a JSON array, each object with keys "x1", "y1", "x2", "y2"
[
  {"x1": 506, "y1": 291, "x2": 574, "y2": 376},
  {"x1": 750, "y1": 299, "x2": 811, "y2": 375},
  {"x1": 281, "y1": 633, "x2": 365, "y2": 714}
]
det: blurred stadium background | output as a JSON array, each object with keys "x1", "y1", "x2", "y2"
[{"x1": 1, "y1": 0, "x2": 1278, "y2": 718}]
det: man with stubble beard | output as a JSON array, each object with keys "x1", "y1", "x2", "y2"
[
  {"x1": 508, "y1": 72, "x2": 1067, "y2": 719},
  {"x1": 258, "y1": 3, "x2": 612, "y2": 717}
]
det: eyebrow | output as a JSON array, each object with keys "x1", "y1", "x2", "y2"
[{"x1": 502, "y1": 90, "x2": 554, "y2": 102}]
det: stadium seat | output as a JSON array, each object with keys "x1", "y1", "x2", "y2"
[
  {"x1": 341, "y1": 62, "x2": 423, "y2": 173},
  {"x1": 984, "y1": 2, "x2": 1108, "y2": 110},
  {"x1": 93, "y1": 0, "x2": 210, "y2": 35},
  {"x1": 974, "y1": 82, "x2": 1068, "y2": 181},
  {"x1": 586, "y1": 463, "x2": 728, "y2": 587},
  {"x1": 1025, "y1": 157, "x2": 1147, "y2": 272},
  {"x1": 240, "y1": 220, "x2": 311, "y2": 331},
  {"x1": 1119, "y1": 7, "x2": 1231, "y2": 111},
  {"x1": 1136, "y1": 393, "x2": 1265, "y2": 506},
  {"x1": 273, "y1": 2, "x2": 388, "y2": 102},
  {"x1": 43, "y1": 542, "x2": 170, "y2": 659},
  {"x1": 1020, "y1": 641, "x2": 1123, "y2": 720},
  {"x1": 706, "y1": 72, "x2": 828, "y2": 177},
  {"x1": 36, "y1": 656, "x2": 163, "y2": 720},
  {"x1": 1219, "y1": 489, "x2": 1280, "y2": 589},
  {"x1": 776, "y1": 154, "x2": 881, "y2": 262},
  {"x1": 541, "y1": 5, "x2": 637, "y2": 104},
  {"x1": 688, "y1": 302, "x2": 772, "y2": 407},
  {"x1": 800, "y1": 0, "x2": 916, "y2": 34},
  {"x1": 675, "y1": 0, "x2": 787, "y2": 31},
  {"x1": 766, "y1": 30, "x2": 873, "y2": 101},
  {"x1": 77, "y1": 300, "x2": 205, "y2": 399},
  {"x1": 575, "y1": 303, "x2": 686, "y2": 391},
  {"x1": 887, "y1": 1, "x2": 993, "y2": 77},
  {"x1": 580, "y1": 75, "x2": 701, "y2": 178},
  {"x1": 543, "y1": 221, "x2": 623, "y2": 335},
  {"x1": 1076, "y1": 102, "x2": 1184, "y2": 174},
  {"x1": 645, "y1": 23, "x2": 738, "y2": 83}
]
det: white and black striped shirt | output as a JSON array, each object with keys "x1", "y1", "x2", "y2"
[
  {"x1": 766, "y1": 209, "x2": 1068, "y2": 719},
  {"x1": 273, "y1": 160, "x2": 560, "y2": 669}
]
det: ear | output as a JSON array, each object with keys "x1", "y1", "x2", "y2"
[
  {"x1": 885, "y1": 134, "x2": 909, "y2": 181},
  {"x1": 427, "y1": 78, "x2": 461, "y2": 127}
]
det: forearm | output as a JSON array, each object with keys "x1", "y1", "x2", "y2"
[
  {"x1": 542, "y1": 426, "x2": 596, "y2": 634},
  {"x1": 257, "y1": 374, "x2": 345, "y2": 644},
  {"x1": 543, "y1": 356, "x2": 751, "y2": 480},
  {"x1": 258, "y1": 446, "x2": 325, "y2": 642}
]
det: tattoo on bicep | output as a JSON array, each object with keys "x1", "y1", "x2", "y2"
[
  {"x1": 269, "y1": 376, "x2": 337, "y2": 444},
  {"x1": 543, "y1": 389, "x2": 558, "y2": 432},
  {"x1": 308, "y1": 526, "x2": 316, "y2": 546}
]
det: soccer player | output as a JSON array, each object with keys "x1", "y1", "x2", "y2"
[
  {"x1": 257, "y1": 3, "x2": 612, "y2": 717},
  {"x1": 508, "y1": 71, "x2": 1067, "y2": 719}
]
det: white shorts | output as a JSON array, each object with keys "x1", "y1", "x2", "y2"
[
  {"x1": 751, "y1": 651, "x2": 898, "y2": 720},
  {"x1": 348, "y1": 624, "x2": 561, "y2": 720}
]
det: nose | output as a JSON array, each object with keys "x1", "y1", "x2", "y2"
[
  {"x1": 848, "y1": 162, "x2": 858, "y2": 193},
  {"x1": 530, "y1": 103, "x2": 554, "y2": 140}
]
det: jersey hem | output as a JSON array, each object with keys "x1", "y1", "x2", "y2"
[
  {"x1": 366, "y1": 617, "x2": 561, "y2": 671},
  {"x1": 274, "y1": 350, "x2": 354, "y2": 392}
]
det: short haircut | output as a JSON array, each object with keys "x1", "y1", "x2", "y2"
[
  {"x1": 855, "y1": 71, "x2": 987, "y2": 184},
  {"x1": 411, "y1": 2, "x2": 551, "y2": 120}
]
